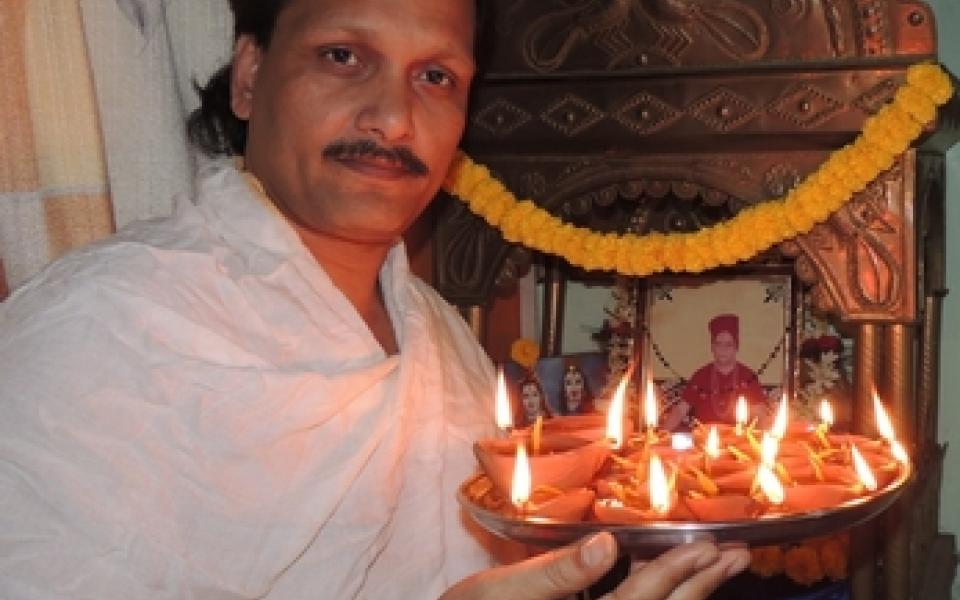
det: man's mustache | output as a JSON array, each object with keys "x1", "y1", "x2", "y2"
[{"x1": 322, "y1": 139, "x2": 428, "y2": 177}]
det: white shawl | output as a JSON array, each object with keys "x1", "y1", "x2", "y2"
[{"x1": 0, "y1": 161, "x2": 494, "y2": 599}]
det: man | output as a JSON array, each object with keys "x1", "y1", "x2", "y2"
[
  {"x1": 679, "y1": 314, "x2": 767, "y2": 425},
  {"x1": 0, "y1": 0, "x2": 749, "y2": 597}
]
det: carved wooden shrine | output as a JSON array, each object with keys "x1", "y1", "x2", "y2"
[{"x1": 431, "y1": 1, "x2": 960, "y2": 598}]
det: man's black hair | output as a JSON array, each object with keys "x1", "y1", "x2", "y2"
[{"x1": 187, "y1": 0, "x2": 491, "y2": 157}]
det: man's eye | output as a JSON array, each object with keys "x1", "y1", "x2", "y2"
[
  {"x1": 421, "y1": 69, "x2": 454, "y2": 87},
  {"x1": 321, "y1": 47, "x2": 359, "y2": 66}
]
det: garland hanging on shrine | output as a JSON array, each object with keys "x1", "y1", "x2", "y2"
[{"x1": 442, "y1": 63, "x2": 953, "y2": 277}]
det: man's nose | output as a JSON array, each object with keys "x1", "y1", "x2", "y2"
[{"x1": 356, "y1": 73, "x2": 414, "y2": 143}]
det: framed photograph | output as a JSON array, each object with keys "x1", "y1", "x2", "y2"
[
  {"x1": 504, "y1": 351, "x2": 609, "y2": 422},
  {"x1": 641, "y1": 269, "x2": 800, "y2": 430}
]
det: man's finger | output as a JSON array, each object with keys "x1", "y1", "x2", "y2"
[
  {"x1": 602, "y1": 542, "x2": 721, "y2": 600},
  {"x1": 663, "y1": 548, "x2": 751, "y2": 600},
  {"x1": 441, "y1": 532, "x2": 619, "y2": 600}
]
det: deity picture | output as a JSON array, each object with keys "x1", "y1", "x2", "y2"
[
  {"x1": 503, "y1": 353, "x2": 608, "y2": 418},
  {"x1": 516, "y1": 374, "x2": 551, "y2": 426},
  {"x1": 558, "y1": 361, "x2": 596, "y2": 415},
  {"x1": 643, "y1": 271, "x2": 797, "y2": 431}
]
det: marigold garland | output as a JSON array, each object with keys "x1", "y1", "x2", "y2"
[{"x1": 443, "y1": 63, "x2": 953, "y2": 277}]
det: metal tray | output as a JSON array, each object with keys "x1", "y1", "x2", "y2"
[{"x1": 458, "y1": 462, "x2": 910, "y2": 558}]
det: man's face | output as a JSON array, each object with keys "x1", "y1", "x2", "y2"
[
  {"x1": 711, "y1": 331, "x2": 738, "y2": 368},
  {"x1": 521, "y1": 382, "x2": 541, "y2": 415},
  {"x1": 232, "y1": 0, "x2": 475, "y2": 246},
  {"x1": 564, "y1": 369, "x2": 584, "y2": 406}
]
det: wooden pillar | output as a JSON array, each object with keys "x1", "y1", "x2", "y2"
[
  {"x1": 884, "y1": 324, "x2": 914, "y2": 600},
  {"x1": 850, "y1": 323, "x2": 879, "y2": 600},
  {"x1": 917, "y1": 296, "x2": 942, "y2": 455}
]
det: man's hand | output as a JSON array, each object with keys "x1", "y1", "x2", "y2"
[{"x1": 441, "y1": 532, "x2": 750, "y2": 600}]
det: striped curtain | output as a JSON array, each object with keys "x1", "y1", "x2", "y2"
[
  {"x1": 0, "y1": 0, "x2": 114, "y2": 294},
  {"x1": 0, "y1": 0, "x2": 231, "y2": 296}
]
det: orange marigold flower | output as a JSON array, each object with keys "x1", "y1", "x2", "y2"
[
  {"x1": 819, "y1": 537, "x2": 849, "y2": 581},
  {"x1": 784, "y1": 545, "x2": 825, "y2": 586},
  {"x1": 510, "y1": 338, "x2": 540, "y2": 370},
  {"x1": 750, "y1": 546, "x2": 784, "y2": 578}
]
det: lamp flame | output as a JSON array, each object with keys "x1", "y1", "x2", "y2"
[
  {"x1": 890, "y1": 439, "x2": 910, "y2": 465},
  {"x1": 873, "y1": 391, "x2": 896, "y2": 442},
  {"x1": 771, "y1": 394, "x2": 789, "y2": 439},
  {"x1": 606, "y1": 376, "x2": 628, "y2": 450},
  {"x1": 511, "y1": 443, "x2": 531, "y2": 507},
  {"x1": 757, "y1": 463, "x2": 785, "y2": 505},
  {"x1": 705, "y1": 426, "x2": 721, "y2": 459},
  {"x1": 819, "y1": 399, "x2": 834, "y2": 428},
  {"x1": 760, "y1": 432, "x2": 780, "y2": 467},
  {"x1": 644, "y1": 377, "x2": 658, "y2": 430},
  {"x1": 851, "y1": 444, "x2": 878, "y2": 492},
  {"x1": 495, "y1": 367, "x2": 512, "y2": 431},
  {"x1": 736, "y1": 395, "x2": 748, "y2": 432},
  {"x1": 649, "y1": 454, "x2": 671, "y2": 515}
]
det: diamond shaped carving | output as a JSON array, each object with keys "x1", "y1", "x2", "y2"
[
  {"x1": 473, "y1": 98, "x2": 532, "y2": 137},
  {"x1": 541, "y1": 95, "x2": 605, "y2": 136},
  {"x1": 855, "y1": 79, "x2": 897, "y2": 113},
  {"x1": 690, "y1": 88, "x2": 757, "y2": 132},
  {"x1": 769, "y1": 84, "x2": 844, "y2": 128},
  {"x1": 614, "y1": 92, "x2": 682, "y2": 135}
]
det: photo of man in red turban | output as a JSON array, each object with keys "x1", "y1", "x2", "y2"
[{"x1": 676, "y1": 313, "x2": 767, "y2": 425}]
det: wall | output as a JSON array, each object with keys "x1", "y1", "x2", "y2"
[{"x1": 929, "y1": 1, "x2": 960, "y2": 598}]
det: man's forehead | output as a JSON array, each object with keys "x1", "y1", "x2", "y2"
[{"x1": 277, "y1": 0, "x2": 475, "y2": 53}]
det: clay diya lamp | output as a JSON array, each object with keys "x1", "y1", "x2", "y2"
[
  {"x1": 826, "y1": 433, "x2": 886, "y2": 452},
  {"x1": 780, "y1": 483, "x2": 856, "y2": 513},
  {"x1": 473, "y1": 436, "x2": 611, "y2": 496},
  {"x1": 518, "y1": 488, "x2": 597, "y2": 522},
  {"x1": 694, "y1": 423, "x2": 755, "y2": 455},
  {"x1": 593, "y1": 497, "x2": 696, "y2": 523},
  {"x1": 684, "y1": 494, "x2": 760, "y2": 522},
  {"x1": 542, "y1": 414, "x2": 635, "y2": 443},
  {"x1": 628, "y1": 445, "x2": 704, "y2": 471},
  {"x1": 712, "y1": 466, "x2": 758, "y2": 494}
]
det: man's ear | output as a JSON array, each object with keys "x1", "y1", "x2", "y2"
[{"x1": 230, "y1": 34, "x2": 262, "y2": 121}]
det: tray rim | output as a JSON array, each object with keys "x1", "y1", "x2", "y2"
[{"x1": 458, "y1": 460, "x2": 911, "y2": 556}]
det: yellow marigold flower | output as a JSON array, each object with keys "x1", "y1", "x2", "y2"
[
  {"x1": 895, "y1": 84, "x2": 937, "y2": 123},
  {"x1": 906, "y1": 63, "x2": 954, "y2": 105},
  {"x1": 784, "y1": 545, "x2": 825, "y2": 586},
  {"x1": 750, "y1": 546, "x2": 784, "y2": 578},
  {"x1": 440, "y1": 64, "x2": 939, "y2": 277},
  {"x1": 510, "y1": 338, "x2": 540, "y2": 370},
  {"x1": 818, "y1": 538, "x2": 849, "y2": 581}
]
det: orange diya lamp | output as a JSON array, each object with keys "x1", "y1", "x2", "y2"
[
  {"x1": 507, "y1": 442, "x2": 595, "y2": 521},
  {"x1": 594, "y1": 452, "x2": 695, "y2": 523},
  {"x1": 474, "y1": 370, "x2": 615, "y2": 497}
]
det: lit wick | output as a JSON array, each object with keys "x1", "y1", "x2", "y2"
[
  {"x1": 494, "y1": 367, "x2": 513, "y2": 438},
  {"x1": 873, "y1": 391, "x2": 910, "y2": 466},
  {"x1": 851, "y1": 444, "x2": 878, "y2": 493},
  {"x1": 771, "y1": 393, "x2": 789, "y2": 440},
  {"x1": 644, "y1": 376, "x2": 658, "y2": 444},
  {"x1": 511, "y1": 442, "x2": 531, "y2": 514},
  {"x1": 704, "y1": 425, "x2": 720, "y2": 475},
  {"x1": 531, "y1": 415, "x2": 543, "y2": 455},
  {"x1": 815, "y1": 399, "x2": 834, "y2": 448},
  {"x1": 606, "y1": 376, "x2": 628, "y2": 450},
  {"x1": 649, "y1": 454, "x2": 672, "y2": 516},
  {"x1": 735, "y1": 395, "x2": 748, "y2": 437}
]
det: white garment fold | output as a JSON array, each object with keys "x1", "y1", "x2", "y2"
[{"x1": 0, "y1": 160, "x2": 494, "y2": 599}]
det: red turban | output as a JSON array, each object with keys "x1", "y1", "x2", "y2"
[{"x1": 708, "y1": 314, "x2": 739, "y2": 346}]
